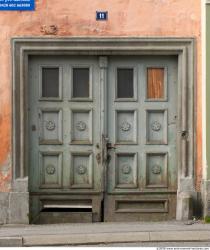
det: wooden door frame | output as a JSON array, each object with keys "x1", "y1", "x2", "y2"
[{"x1": 12, "y1": 37, "x2": 196, "y2": 223}]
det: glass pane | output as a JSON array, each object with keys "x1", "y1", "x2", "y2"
[
  {"x1": 147, "y1": 68, "x2": 164, "y2": 99},
  {"x1": 73, "y1": 68, "x2": 89, "y2": 98},
  {"x1": 117, "y1": 68, "x2": 134, "y2": 98},
  {"x1": 42, "y1": 67, "x2": 59, "y2": 98}
]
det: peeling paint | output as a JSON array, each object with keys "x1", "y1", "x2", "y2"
[{"x1": 0, "y1": 155, "x2": 11, "y2": 192}]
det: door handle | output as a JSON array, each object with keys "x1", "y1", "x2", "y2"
[
  {"x1": 96, "y1": 153, "x2": 101, "y2": 164},
  {"x1": 106, "y1": 142, "x2": 116, "y2": 150}
]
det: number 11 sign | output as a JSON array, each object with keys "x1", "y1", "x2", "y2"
[{"x1": 96, "y1": 11, "x2": 108, "y2": 21}]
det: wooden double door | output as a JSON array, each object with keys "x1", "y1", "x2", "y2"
[{"x1": 28, "y1": 55, "x2": 178, "y2": 223}]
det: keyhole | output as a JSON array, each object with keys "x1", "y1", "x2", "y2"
[{"x1": 32, "y1": 125, "x2": 36, "y2": 131}]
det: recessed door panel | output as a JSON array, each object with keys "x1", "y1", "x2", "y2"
[
  {"x1": 115, "y1": 153, "x2": 138, "y2": 189},
  {"x1": 39, "y1": 108, "x2": 63, "y2": 145},
  {"x1": 39, "y1": 151, "x2": 63, "y2": 189},
  {"x1": 70, "y1": 152, "x2": 93, "y2": 188},
  {"x1": 70, "y1": 109, "x2": 93, "y2": 144},
  {"x1": 115, "y1": 110, "x2": 137, "y2": 144},
  {"x1": 146, "y1": 109, "x2": 168, "y2": 144}
]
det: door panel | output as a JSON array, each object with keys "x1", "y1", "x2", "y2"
[
  {"x1": 28, "y1": 56, "x2": 102, "y2": 223},
  {"x1": 105, "y1": 56, "x2": 178, "y2": 221},
  {"x1": 29, "y1": 55, "x2": 178, "y2": 223}
]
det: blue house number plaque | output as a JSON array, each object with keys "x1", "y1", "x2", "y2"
[
  {"x1": 96, "y1": 11, "x2": 108, "y2": 21},
  {"x1": 0, "y1": 0, "x2": 35, "y2": 11}
]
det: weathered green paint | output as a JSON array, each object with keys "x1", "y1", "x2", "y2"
[
  {"x1": 206, "y1": 5, "x2": 210, "y2": 179},
  {"x1": 28, "y1": 56, "x2": 103, "y2": 223},
  {"x1": 104, "y1": 55, "x2": 178, "y2": 221},
  {"x1": 28, "y1": 55, "x2": 178, "y2": 222}
]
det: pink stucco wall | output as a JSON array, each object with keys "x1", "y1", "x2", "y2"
[{"x1": 0, "y1": 0, "x2": 202, "y2": 191}]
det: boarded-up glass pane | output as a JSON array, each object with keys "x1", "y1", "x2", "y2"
[
  {"x1": 147, "y1": 68, "x2": 164, "y2": 99},
  {"x1": 42, "y1": 67, "x2": 59, "y2": 98},
  {"x1": 117, "y1": 68, "x2": 134, "y2": 98},
  {"x1": 73, "y1": 68, "x2": 89, "y2": 98}
]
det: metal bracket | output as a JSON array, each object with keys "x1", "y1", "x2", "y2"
[{"x1": 181, "y1": 130, "x2": 189, "y2": 140}]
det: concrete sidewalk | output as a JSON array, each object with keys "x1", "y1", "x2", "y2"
[{"x1": 1, "y1": 221, "x2": 210, "y2": 246}]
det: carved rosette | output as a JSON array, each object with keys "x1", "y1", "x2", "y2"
[
  {"x1": 122, "y1": 164, "x2": 131, "y2": 175},
  {"x1": 77, "y1": 165, "x2": 87, "y2": 175},
  {"x1": 46, "y1": 165, "x2": 56, "y2": 175},
  {"x1": 120, "y1": 122, "x2": 131, "y2": 132},
  {"x1": 152, "y1": 165, "x2": 161, "y2": 174},
  {"x1": 76, "y1": 121, "x2": 87, "y2": 131},
  {"x1": 46, "y1": 121, "x2": 56, "y2": 131},
  {"x1": 151, "y1": 121, "x2": 161, "y2": 131}
]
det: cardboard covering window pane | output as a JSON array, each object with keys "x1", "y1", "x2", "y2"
[{"x1": 147, "y1": 68, "x2": 164, "y2": 99}]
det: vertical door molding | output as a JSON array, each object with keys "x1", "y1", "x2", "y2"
[
  {"x1": 99, "y1": 56, "x2": 108, "y2": 192},
  {"x1": 176, "y1": 44, "x2": 196, "y2": 220},
  {"x1": 99, "y1": 56, "x2": 108, "y2": 137}
]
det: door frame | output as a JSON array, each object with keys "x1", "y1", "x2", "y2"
[{"x1": 11, "y1": 37, "x2": 196, "y2": 223}]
